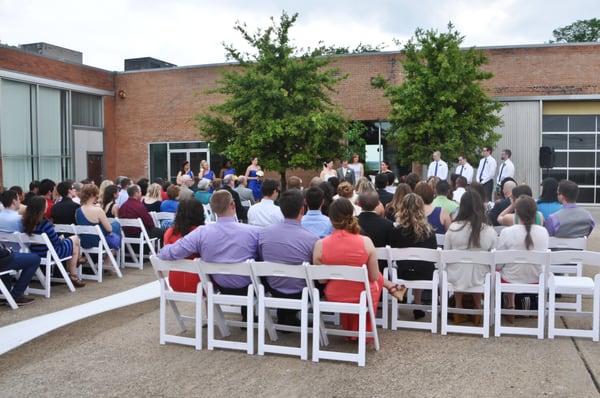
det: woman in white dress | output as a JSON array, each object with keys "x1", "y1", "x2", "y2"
[
  {"x1": 320, "y1": 160, "x2": 336, "y2": 181},
  {"x1": 348, "y1": 153, "x2": 364, "y2": 182}
]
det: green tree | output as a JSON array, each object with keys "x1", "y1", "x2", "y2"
[
  {"x1": 372, "y1": 24, "x2": 502, "y2": 169},
  {"x1": 341, "y1": 121, "x2": 367, "y2": 162},
  {"x1": 196, "y1": 12, "x2": 349, "y2": 189},
  {"x1": 551, "y1": 18, "x2": 600, "y2": 43}
]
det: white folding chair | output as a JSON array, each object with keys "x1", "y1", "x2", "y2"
[
  {"x1": 250, "y1": 261, "x2": 309, "y2": 360},
  {"x1": 150, "y1": 255, "x2": 203, "y2": 349},
  {"x1": 241, "y1": 200, "x2": 252, "y2": 208},
  {"x1": 53, "y1": 224, "x2": 74, "y2": 235},
  {"x1": 204, "y1": 203, "x2": 216, "y2": 223},
  {"x1": 306, "y1": 264, "x2": 379, "y2": 367},
  {"x1": 548, "y1": 237, "x2": 587, "y2": 312},
  {"x1": 118, "y1": 218, "x2": 158, "y2": 269},
  {"x1": 548, "y1": 251, "x2": 600, "y2": 342},
  {"x1": 198, "y1": 261, "x2": 256, "y2": 354},
  {"x1": 0, "y1": 269, "x2": 18, "y2": 309},
  {"x1": 156, "y1": 212, "x2": 175, "y2": 229},
  {"x1": 0, "y1": 232, "x2": 23, "y2": 309},
  {"x1": 435, "y1": 234, "x2": 445, "y2": 248},
  {"x1": 374, "y1": 246, "x2": 389, "y2": 329},
  {"x1": 388, "y1": 247, "x2": 440, "y2": 333},
  {"x1": 494, "y1": 250, "x2": 549, "y2": 339},
  {"x1": 73, "y1": 225, "x2": 122, "y2": 282},
  {"x1": 440, "y1": 250, "x2": 495, "y2": 338},
  {"x1": 494, "y1": 226, "x2": 506, "y2": 235}
]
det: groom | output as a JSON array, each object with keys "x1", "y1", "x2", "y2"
[{"x1": 336, "y1": 159, "x2": 356, "y2": 185}]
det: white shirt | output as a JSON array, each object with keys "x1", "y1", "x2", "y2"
[
  {"x1": 496, "y1": 225, "x2": 549, "y2": 284},
  {"x1": 455, "y1": 162, "x2": 474, "y2": 184},
  {"x1": 247, "y1": 199, "x2": 284, "y2": 227},
  {"x1": 116, "y1": 189, "x2": 129, "y2": 207},
  {"x1": 427, "y1": 160, "x2": 448, "y2": 180},
  {"x1": 475, "y1": 155, "x2": 497, "y2": 184},
  {"x1": 452, "y1": 187, "x2": 466, "y2": 203},
  {"x1": 497, "y1": 158, "x2": 515, "y2": 184}
]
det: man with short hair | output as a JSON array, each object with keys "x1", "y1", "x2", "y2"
[
  {"x1": 235, "y1": 176, "x2": 255, "y2": 205},
  {"x1": 357, "y1": 191, "x2": 394, "y2": 272},
  {"x1": 221, "y1": 174, "x2": 246, "y2": 222},
  {"x1": 259, "y1": 189, "x2": 318, "y2": 325},
  {"x1": 118, "y1": 184, "x2": 163, "y2": 241},
  {"x1": 375, "y1": 173, "x2": 393, "y2": 207},
  {"x1": 159, "y1": 190, "x2": 260, "y2": 320},
  {"x1": 545, "y1": 180, "x2": 595, "y2": 238},
  {"x1": 38, "y1": 179, "x2": 56, "y2": 219},
  {"x1": 476, "y1": 146, "x2": 497, "y2": 202},
  {"x1": 116, "y1": 177, "x2": 132, "y2": 208},
  {"x1": 178, "y1": 175, "x2": 194, "y2": 201},
  {"x1": 336, "y1": 159, "x2": 356, "y2": 186},
  {"x1": 455, "y1": 155, "x2": 474, "y2": 184},
  {"x1": 301, "y1": 187, "x2": 332, "y2": 238},
  {"x1": 23, "y1": 180, "x2": 40, "y2": 206},
  {"x1": 0, "y1": 190, "x2": 23, "y2": 232},
  {"x1": 287, "y1": 176, "x2": 303, "y2": 191},
  {"x1": 432, "y1": 180, "x2": 459, "y2": 217},
  {"x1": 248, "y1": 179, "x2": 283, "y2": 227},
  {"x1": 453, "y1": 176, "x2": 468, "y2": 203},
  {"x1": 71, "y1": 182, "x2": 83, "y2": 204},
  {"x1": 51, "y1": 181, "x2": 80, "y2": 225},
  {"x1": 496, "y1": 149, "x2": 515, "y2": 196},
  {"x1": 427, "y1": 151, "x2": 448, "y2": 180},
  {"x1": 487, "y1": 180, "x2": 516, "y2": 226}
]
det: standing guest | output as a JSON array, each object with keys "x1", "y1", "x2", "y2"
[
  {"x1": 380, "y1": 160, "x2": 393, "y2": 174},
  {"x1": 219, "y1": 159, "x2": 236, "y2": 179},
  {"x1": 75, "y1": 185, "x2": 122, "y2": 251},
  {"x1": 137, "y1": 178, "x2": 150, "y2": 197},
  {"x1": 337, "y1": 159, "x2": 356, "y2": 186},
  {"x1": 445, "y1": 191, "x2": 497, "y2": 325},
  {"x1": 358, "y1": 191, "x2": 395, "y2": 272},
  {"x1": 221, "y1": 174, "x2": 246, "y2": 222},
  {"x1": 385, "y1": 183, "x2": 412, "y2": 222},
  {"x1": 486, "y1": 180, "x2": 516, "y2": 226},
  {"x1": 8, "y1": 186, "x2": 27, "y2": 215},
  {"x1": 537, "y1": 177, "x2": 562, "y2": 220},
  {"x1": 143, "y1": 183, "x2": 163, "y2": 213},
  {"x1": 245, "y1": 157, "x2": 263, "y2": 201},
  {"x1": 455, "y1": 155, "x2": 474, "y2": 184},
  {"x1": 39, "y1": 179, "x2": 56, "y2": 219},
  {"x1": 51, "y1": 181, "x2": 80, "y2": 225},
  {"x1": 349, "y1": 153, "x2": 364, "y2": 182},
  {"x1": 164, "y1": 199, "x2": 205, "y2": 293},
  {"x1": 320, "y1": 160, "x2": 337, "y2": 182},
  {"x1": 414, "y1": 181, "x2": 451, "y2": 234},
  {"x1": 198, "y1": 160, "x2": 215, "y2": 182},
  {"x1": 545, "y1": 180, "x2": 595, "y2": 238},
  {"x1": 453, "y1": 176, "x2": 468, "y2": 203},
  {"x1": 24, "y1": 196, "x2": 85, "y2": 287},
  {"x1": 389, "y1": 193, "x2": 438, "y2": 319},
  {"x1": 0, "y1": 190, "x2": 24, "y2": 232},
  {"x1": 23, "y1": 180, "x2": 40, "y2": 206},
  {"x1": 176, "y1": 161, "x2": 194, "y2": 185},
  {"x1": 313, "y1": 198, "x2": 406, "y2": 334},
  {"x1": 194, "y1": 179, "x2": 212, "y2": 205},
  {"x1": 431, "y1": 180, "x2": 459, "y2": 218},
  {"x1": 302, "y1": 186, "x2": 333, "y2": 238},
  {"x1": 476, "y1": 146, "x2": 497, "y2": 202},
  {"x1": 286, "y1": 176, "x2": 303, "y2": 191},
  {"x1": 259, "y1": 189, "x2": 318, "y2": 326},
  {"x1": 178, "y1": 175, "x2": 195, "y2": 201},
  {"x1": 116, "y1": 178, "x2": 132, "y2": 208},
  {"x1": 375, "y1": 173, "x2": 393, "y2": 207},
  {"x1": 427, "y1": 151, "x2": 448, "y2": 180},
  {"x1": 119, "y1": 185, "x2": 164, "y2": 242},
  {"x1": 496, "y1": 149, "x2": 515, "y2": 197},
  {"x1": 102, "y1": 185, "x2": 120, "y2": 218},
  {"x1": 160, "y1": 185, "x2": 180, "y2": 213},
  {"x1": 235, "y1": 176, "x2": 256, "y2": 205},
  {"x1": 248, "y1": 179, "x2": 283, "y2": 227},
  {"x1": 159, "y1": 190, "x2": 260, "y2": 321}
]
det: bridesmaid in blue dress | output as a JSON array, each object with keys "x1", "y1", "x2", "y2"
[
  {"x1": 198, "y1": 160, "x2": 215, "y2": 181},
  {"x1": 219, "y1": 159, "x2": 236, "y2": 179},
  {"x1": 176, "y1": 161, "x2": 194, "y2": 185},
  {"x1": 245, "y1": 157, "x2": 263, "y2": 201}
]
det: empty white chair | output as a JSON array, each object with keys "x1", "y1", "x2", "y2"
[
  {"x1": 150, "y1": 255, "x2": 203, "y2": 349},
  {"x1": 494, "y1": 250, "x2": 549, "y2": 339},
  {"x1": 250, "y1": 261, "x2": 309, "y2": 360},
  {"x1": 548, "y1": 250, "x2": 600, "y2": 342},
  {"x1": 118, "y1": 217, "x2": 158, "y2": 269},
  {"x1": 306, "y1": 264, "x2": 379, "y2": 367},
  {"x1": 388, "y1": 247, "x2": 440, "y2": 333},
  {"x1": 440, "y1": 250, "x2": 496, "y2": 338},
  {"x1": 73, "y1": 225, "x2": 122, "y2": 282},
  {"x1": 548, "y1": 236, "x2": 587, "y2": 312}
]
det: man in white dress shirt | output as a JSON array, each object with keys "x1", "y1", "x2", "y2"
[
  {"x1": 427, "y1": 151, "x2": 448, "y2": 180},
  {"x1": 476, "y1": 146, "x2": 497, "y2": 202},
  {"x1": 247, "y1": 179, "x2": 284, "y2": 227},
  {"x1": 496, "y1": 149, "x2": 515, "y2": 196},
  {"x1": 455, "y1": 155, "x2": 474, "y2": 184}
]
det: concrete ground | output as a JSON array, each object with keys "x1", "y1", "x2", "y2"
[{"x1": 1, "y1": 219, "x2": 600, "y2": 397}]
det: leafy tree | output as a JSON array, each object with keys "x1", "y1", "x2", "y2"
[
  {"x1": 551, "y1": 18, "x2": 600, "y2": 43},
  {"x1": 341, "y1": 121, "x2": 367, "y2": 162},
  {"x1": 372, "y1": 23, "x2": 502, "y2": 169},
  {"x1": 319, "y1": 42, "x2": 388, "y2": 55},
  {"x1": 196, "y1": 12, "x2": 349, "y2": 189}
]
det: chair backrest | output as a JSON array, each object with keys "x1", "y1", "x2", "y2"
[
  {"x1": 150, "y1": 255, "x2": 199, "y2": 274},
  {"x1": 19, "y1": 232, "x2": 48, "y2": 245},
  {"x1": 387, "y1": 247, "x2": 441, "y2": 264},
  {"x1": 250, "y1": 261, "x2": 307, "y2": 280},
  {"x1": 72, "y1": 224, "x2": 102, "y2": 236},
  {"x1": 435, "y1": 234, "x2": 445, "y2": 247},
  {"x1": 117, "y1": 217, "x2": 143, "y2": 228},
  {"x1": 494, "y1": 250, "x2": 549, "y2": 267},
  {"x1": 440, "y1": 250, "x2": 495, "y2": 271},
  {"x1": 305, "y1": 264, "x2": 369, "y2": 284},
  {"x1": 54, "y1": 224, "x2": 75, "y2": 234},
  {"x1": 494, "y1": 226, "x2": 506, "y2": 235},
  {"x1": 198, "y1": 261, "x2": 253, "y2": 277},
  {"x1": 0, "y1": 231, "x2": 23, "y2": 245},
  {"x1": 549, "y1": 250, "x2": 600, "y2": 268},
  {"x1": 241, "y1": 200, "x2": 252, "y2": 208},
  {"x1": 156, "y1": 212, "x2": 175, "y2": 222},
  {"x1": 375, "y1": 246, "x2": 388, "y2": 261},
  {"x1": 548, "y1": 236, "x2": 587, "y2": 251}
]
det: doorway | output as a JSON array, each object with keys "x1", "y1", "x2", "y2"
[
  {"x1": 87, "y1": 152, "x2": 103, "y2": 185},
  {"x1": 168, "y1": 149, "x2": 209, "y2": 182}
]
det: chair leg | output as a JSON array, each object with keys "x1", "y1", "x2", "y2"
[
  {"x1": 537, "y1": 275, "x2": 545, "y2": 340},
  {"x1": 494, "y1": 272, "x2": 501, "y2": 337},
  {"x1": 97, "y1": 246, "x2": 104, "y2": 283},
  {"x1": 391, "y1": 288, "x2": 398, "y2": 331},
  {"x1": 207, "y1": 286, "x2": 215, "y2": 350},
  {"x1": 0, "y1": 280, "x2": 18, "y2": 309},
  {"x1": 593, "y1": 276, "x2": 600, "y2": 342},
  {"x1": 548, "y1": 279, "x2": 556, "y2": 339},
  {"x1": 169, "y1": 300, "x2": 187, "y2": 333},
  {"x1": 483, "y1": 274, "x2": 490, "y2": 339},
  {"x1": 195, "y1": 284, "x2": 203, "y2": 350},
  {"x1": 257, "y1": 286, "x2": 265, "y2": 356},
  {"x1": 139, "y1": 239, "x2": 145, "y2": 270},
  {"x1": 431, "y1": 272, "x2": 439, "y2": 334},
  {"x1": 358, "y1": 293, "x2": 366, "y2": 367},
  {"x1": 312, "y1": 292, "x2": 320, "y2": 363},
  {"x1": 441, "y1": 275, "x2": 448, "y2": 335},
  {"x1": 246, "y1": 286, "x2": 254, "y2": 355},
  {"x1": 300, "y1": 289, "x2": 308, "y2": 360},
  {"x1": 159, "y1": 293, "x2": 166, "y2": 345}
]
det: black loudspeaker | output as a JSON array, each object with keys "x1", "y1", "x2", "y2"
[{"x1": 539, "y1": 146, "x2": 554, "y2": 168}]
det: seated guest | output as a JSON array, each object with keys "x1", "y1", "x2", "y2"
[
  {"x1": 0, "y1": 242, "x2": 39, "y2": 306},
  {"x1": 301, "y1": 187, "x2": 333, "y2": 238},
  {"x1": 356, "y1": 177, "x2": 375, "y2": 195},
  {"x1": 234, "y1": 176, "x2": 255, "y2": 205},
  {"x1": 414, "y1": 181, "x2": 451, "y2": 234},
  {"x1": 99, "y1": 180, "x2": 113, "y2": 205},
  {"x1": 39, "y1": 179, "x2": 56, "y2": 219},
  {"x1": 160, "y1": 185, "x2": 180, "y2": 214},
  {"x1": 137, "y1": 178, "x2": 149, "y2": 197},
  {"x1": 143, "y1": 183, "x2": 162, "y2": 213},
  {"x1": 71, "y1": 182, "x2": 83, "y2": 204},
  {"x1": 405, "y1": 173, "x2": 420, "y2": 191},
  {"x1": 486, "y1": 180, "x2": 515, "y2": 226},
  {"x1": 357, "y1": 191, "x2": 394, "y2": 272},
  {"x1": 116, "y1": 177, "x2": 132, "y2": 208},
  {"x1": 194, "y1": 179, "x2": 212, "y2": 205},
  {"x1": 9, "y1": 186, "x2": 27, "y2": 215},
  {"x1": 537, "y1": 177, "x2": 562, "y2": 220},
  {"x1": 375, "y1": 173, "x2": 393, "y2": 207},
  {"x1": 259, "y1": 189, "x2": 318, "y2": 325},
  {"x1": 51, "y1": 181, "x2": 80, "y2": 225},
  {"x1": 160, "y1": 180, "x2": 170, "y2": 201},
  {"x1": 452, "y1": 176, "x2": 468, "y2": 204},
  {"x1": 119, "y1": 185, "x2": 164, "y2": 242},
  {"x1": 313, "y1": 198, "x2": 405, "y2": 334},
  {"x1": 390, "y1": 193, "x2": 438, "y2": 319},
  {"x1": 385, "y1": 183, "x2": 411, "y2": 222},
  {"x1": 165, "y1": 199, "x2": 205, "y2": 293},
  {"x1": 24, "y1": 196, "x2": 85, "y2": 287},
  {"x1": 309, "y1": 176, "x2": 323, "y2": 187},
  {"x1": 545, "y1": 180, "x2": 595, "y2": 238},
  {"x1": 248, "y1": 179, "x2": 283, "y2": 227},
  {"x1": 75, "y1": 185, "x2": 122, "y2": 251},
  {"x1": 178, "y1": 175, "x2": 194, "y2": 201},
  {"x1": 286, "y1": 176, "x2": 303, "y2": 191},
  {"x1": 159, "y1": 190, "x2": 260, "y2": 321},
  {"x1": 497, "y1": 185, "x2": 544, "y2": 226},
  {"x1": 23, "y1": 180, "x2": 40, "y2": 206},
  {"x1": 318, "y1": 181, "x2": 334, "y2": 216},
  {"x1": 0, "y1": 190, "x2": 24, "y2": 232},
  {"x1": 220, "y1": 174, "x2": 246, "y2": 222},
  {"x1": 336, "y1": 182, "x2": 360, "y2": 215},
  {"x1": 431, "y1": 180, "x2": 459, "y2": 218},
  {"x1": 385, "y1": 172, "x2": 397, "y2": 194},
  {"x1": 445, "y1": 191, "x2": 497, "y2": 325},
  {"x1": 102, "y1": 185, "x2": 120, "y2": 218}
]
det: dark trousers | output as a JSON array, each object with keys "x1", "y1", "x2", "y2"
[
  {"x1": 217, "y1": 285, "x2": 251, "y2": 321},
  {"x1": 267, "y1": 286, "x2": 303, "y2": 326},
  {"x1": 0, "y1": 253, "x2": 40, "y2": 297},
  {"x1": 482, "y1": 180, "x2": 494, "y2": 202}
]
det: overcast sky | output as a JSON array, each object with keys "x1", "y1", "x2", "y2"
[{"x1": 1, "y1": 0, "x2": 599, "y2": 71}]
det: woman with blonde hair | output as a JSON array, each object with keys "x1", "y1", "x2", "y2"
[
  {"x1": 336, "y1": 181, "x2": 360, "y2": 215},
  {"x1": 385, "y1": 183, "x2": 412, "y2": 222},
  {"x1": 98, "y1": 179, "x2": 113, "y2": 205},
  {"x1": 356, "y1": 177, "x2": 375, "y2": 194},
  {"x1": 143, "y1": 183, "x2": 163, "y2": 212}
]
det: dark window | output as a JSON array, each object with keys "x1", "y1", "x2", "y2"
[
  {"x1": 577, "y1": 188, "x2": 595, "y2": 203},
  {"x1": 169, "y1": 142, "x2": 208, "y2": 150},
  {"x1": 149, "y1": 143, "x2": 168, "y2": 181},
  {"x1": 553, "y1": 152, "x2": 567, "y2": 167},
  {"x1": 71, "y1": 92, "x2": 102, "y2": 128},
  {"x1": 542, "y1": 134, "x2": 567, "y2": 150},
  {"x1": 569, "y1": 115, "x2": 596, "y2": 132},
  {"x1": 542, "y1": 115, "x2": 568, "y2": 132},
  {"x1": 542, "y1": 169, "x2": 567, "y2": 181},
  {"x1": 569, "y1": 170, "x2": 596, "y2": 186},
  {"x1": 569, "y1": 134, "x2": 595, "y2": 150},
  {"x1": 569, "y1": 152, "x2": 595, "y2": 168}
]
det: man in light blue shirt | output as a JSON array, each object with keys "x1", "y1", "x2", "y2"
[
  {"x1": 0, "y1": 190, "x2": 23, "y2": 232},
  {"x1": 301, "y1": 187, "x2": 332, "y2": 238}
]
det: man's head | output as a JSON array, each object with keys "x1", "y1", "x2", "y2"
[
  {"x1": 375, "y1": 173, "x2": 389, "y2": 189},
  {"x1": 287, "y1": 176, "x2": 303, "y2": 190},
  {"x1": 511, "y1": 184, "x2": 533, "y2": 201},
  {"x1": 261, "y1": 179, "x2": 280, "y2": 200},
  {"x1": 29, "y1": 181, "x2": 40, "y2": 194},
  {"x1": 482, "y1": 147, "x2": 492, "y2": 157},
  {"x1": 210, "y1": 190, "x2": 236, "y2": 217},
  {"x1": 455, "y1": 176, "x2": 468, "y2": 188},
  {"x1": 501, "y1": 149, "x2": 512, "y2": 161},
  {"x1": 458, "y1": 156, "x2": 467, "y2": 165},
  {"x1": 341, "y1": 160, "x2": 349, "y2": 168},
  {"x1": 0, "y1": 190, "x2": 19, "y2": 210},
  {"x1": 558, "y1": 180, "x2": 579, "y2": 204},
  {"x1": 39, "y1": 179, "x2": 56, "y2": 199},
  {"x1": 436, "y1": 180, "x2": 450, "y2": 197},
  {"x1": 180, "y1": 174, "x2": 193, "y2": 187},
  {"x1": 120, "y1": 177, "x2": 132, "y2": 190},
  {"x1": 9, "y1": 186, "x2": 24, "y2": 202},
  {"x1": 432, "y1": 151, "x2": 441, "y2": 161},
  {"x1": 357, "y1": 191, "x2": 380, "y2": 212},
  {"x1": 237, "y1": 176, "x2": 247, "y2": 187},
  {"x1": 305, "y1": 186, "x2": 324, "y2": 211},
  {"x1": 57, "y1": 181, "x2": 75, "y2": 199},
  {"x1": 223, "y1": 174, "x2": 235, "y2": 188},
  {"x1": 127, "y1": 184, "x2": 142, "y2": 200},
  {"x1": 279, "y1": 189, "x2": 305, "y2": 220},
  {"x1": 502, "y1": 180, "x2": 517, "y2": 199}
]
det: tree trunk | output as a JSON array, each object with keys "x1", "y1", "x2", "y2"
[
  {"x1": 280, "y1": 170, "x2": 287, "y2": 191},
  {"x1": 412, "y1": 161, "x2": 423, "y2": 177}
]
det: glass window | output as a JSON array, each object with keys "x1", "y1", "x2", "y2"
[
  {"x1": 553, "y1": 152, "x2": 567, "y2": 167},
  {"x1": 542, "y1": 170, "x2": 567, "y2": 182},
  {"x1": 569, "y1": 115, "x2": 596, "y2": 132},
  {"x1": 568, "y1": 152, "x2": 595, "y2": 168},
  {"x1": 169, "y1": 142, "x2": 208, "y2": 150},
  {"x1": 569, "y1": 170, "x2": 596, "y2": 186},
  {"x1": 72, "y1": 92, "x2": 102, "y2": 127},
  {"x1": 578, "y1": 188, "x2": 595, "y2": 203},
  {"x1": 542, "y1": 115, "x2": 568, "y2": 132},
  {"x1": 542, "y1": 134, "x2": 567, "y2": 149},
  {"x1": 37, "y1": 86, "x2": 63, "y2": 182},
  {"x1": 149, "y1": 143, "x2": 168, "y2": 181},
  {"x1": 569, "y1": 134, "x2": 595, "y2": 150}
]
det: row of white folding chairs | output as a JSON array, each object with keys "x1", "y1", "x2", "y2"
[
  {"x1": 107, "y1": 217, "x2": 159, "y2": 269},
  {"x1": 149, "y1": 211, "x2": 174, "y2": 229},
  {"x1": 150, "y1": 256, "x2": 379, "y2": 367}
]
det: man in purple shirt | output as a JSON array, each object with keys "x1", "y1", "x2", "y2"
[
  {"x1": 158, "y1": 190, "x2": 260, "y2": 321},
  {"x1": 259, "y1": 189, "x2": 318, "y2": 326},
  {"x1": 544, "y1": 180, "x2": 595, "y2": 238}
]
